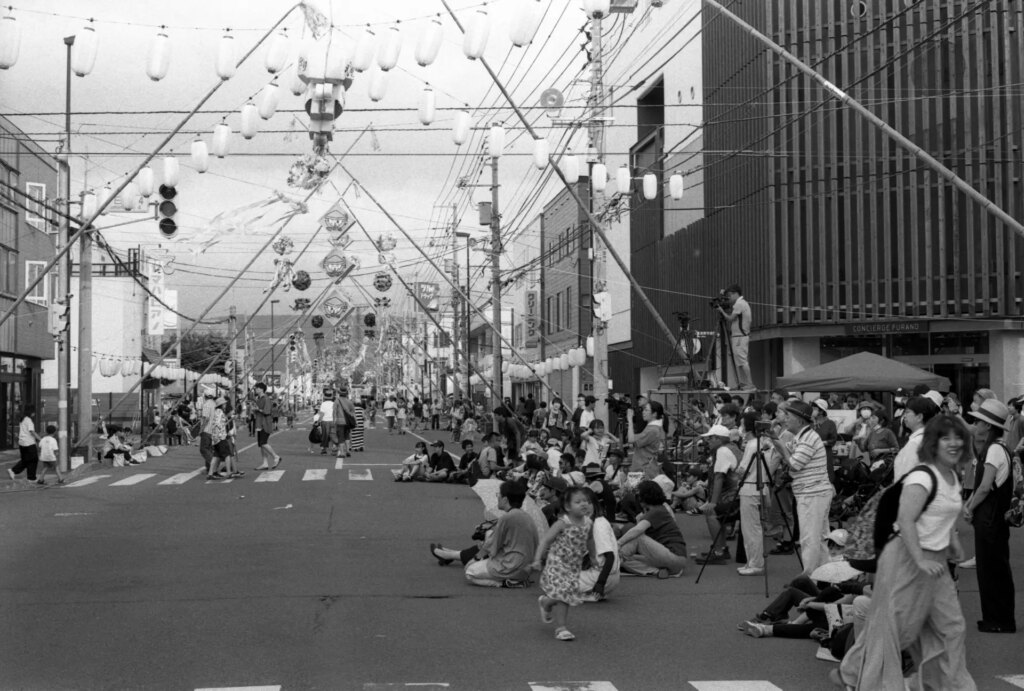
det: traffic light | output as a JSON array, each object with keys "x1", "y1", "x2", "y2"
[
  {"x1": 288, "y1": 333, "x2": 297, "y2": 353},
  {"x1": 157, "y1": 184, "x2": 177, "y2": 239},
  {"x1": 48, "y1": 299, "x2": 70, "y2": 336}
]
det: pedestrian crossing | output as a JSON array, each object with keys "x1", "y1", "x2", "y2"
[{"x1": 64, "y1": 467, "x2": 379, "y2": 488}]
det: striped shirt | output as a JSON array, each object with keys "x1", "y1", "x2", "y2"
[{"x1": 787, "y1": 425, "x2": 831, "y2": 495}]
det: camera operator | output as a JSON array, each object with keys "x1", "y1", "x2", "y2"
[{"x1": 714, "y1": 283, "x2": 754, "y2": 391}]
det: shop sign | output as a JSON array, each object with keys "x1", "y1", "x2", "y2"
[{"x1": 845, "y1": 320, "x2": 930, "y2": 336}]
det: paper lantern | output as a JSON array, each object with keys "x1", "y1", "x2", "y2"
[
  {"x1": 99, "y1": 357, "x2": 120, "y2": 377},
  {"x1": 559, "y1": 354, "x2": 569, "y2": 371},
  {"x1": 642, "y1": 173, "x2": 657, "y2": 200},
  {"x1": 569, "y1": 348, "x2": 586, "y2": 367},
  {"x1": 452, "y1": 110, "x2": 471, "y2": 145},
  {"x1": 501, "y1": 360, "x2": 509, "y2": 374},
  {"x1": 121, "y1": 359, "x2": 139, "y2": 377},
  {"x1": 120, "y1": 181, "x2": 139, "y2": 210},
  {"x1": 351, "y1": 27, "x2": 375, "y2": 72},
  {"x1": 81, "y1": 192, "x2": 97, "y2": 220},
  {"x1": 562, "y1": 151, "x2": 579, "y2": 184},
  {"x1": 369, "y1": 69, "x2": 388, "y2": 102},
  {"x1": 265, "y1": 30, "x2": 288, "y2": 74},
  {"x1": 287, "y1": 65, "x2": 306, "y2": 96},
  {"x1": 488, "y1": 125, "x2": 505, "y2": 158},
  {"x1": 97, "y1": 185, "x2": 112, "y2": 215},
  {"x1": 137, "y1": 166, "x2": 154, "y2": 197},
  {"x1": 325, "y1": 42, "x2": 350, "y2": 83},
  {"x1": 592, "y1": 162, "x2": 607, "y2": 193},
  {"x1": 240, "y1": 103, "x2": 259, "y2": 139},
  {"x1": 510, "y1": 0, "x2": 544, "y2": 47},
  {"x1": 616, "y1": 165, "x2": 630, "y2": 194},
  {"x1": 415, "y1": 17, "x2": 443, "y2": 66},
  {"x1": 190, "y1": 139, "x2": 209, "y2": 173},
  {"x1": 377, "y1": 25, "x2": 402, "y2": 71},
  {"x1": 71, "y1": 25, "x2": 98, "y2": 77},
  {"x1": 0, "y1": 14, "x2": 21, "y2": 70},
  {"x1": 364, "y1": 313, "x2": 376, "y2": 327},
  {"x1": 582, "y1": 0, "x2": 612, "y2": 19},
  {"x1": 669, "y1": 172, "x2": 684, "y2": 200},
  {"x1": 216, "y1": 33, "x2": 236, "y2": 80},
  {"x1": 586, "y1": 335, "x2": 594, "y2": 356},
  {"x1": 533, "y1": 138, "x2": 549, "y2": 170},
  {"x1": 146, "y1": 30, "x2": 170, "y2": 81},
  {"x1": 212, "y1": 123, "x2": 231, "y2": 158},
  {"x1": 258, "y1": 83, "x2": 279, "y2": 120},
  {"x1": 536, "y1": 362, "x2": 546, "y2": 377},
  {"x1": 418, "y1": 86, "x2": 435, "y2": 126},
  {"x1": 463, "y1": 9, "x2": 490, "y2": 60}
]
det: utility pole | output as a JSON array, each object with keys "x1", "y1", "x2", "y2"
[
  {"x1": 489, "y1": 150, "x2": 502, "y2": 410},
  {"x1": 588, "y1": 13, "x2": 609, "y2": 426},
  {"x1": 449, "y1": 204, "x2": 459, "y2": 399},
  {"x1": 464, "y1": 237, "x2": 471, "y2": 402},
  {"x1": 56, "y1": 34, "x2": 74, "y2": 471},
  {"x1": 76, "y1": 154, "x2": 93, "y2": 456},
  {"x1": 228, "y1": 306, "x2": 237, "y2": 413}
]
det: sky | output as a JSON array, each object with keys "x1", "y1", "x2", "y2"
[{"x1": 0, "y1": 0, "x2": 590, "y2": 324}]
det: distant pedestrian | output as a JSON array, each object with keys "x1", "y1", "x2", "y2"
[
  {"x1": 8, "y1": 404, "x2": 41, "y2": 482},
  {"x1": 383, "y1": 396, "x2": 398, "y2": 434},
  {"x1": 198, "y1": 388, "x2": 217, "y2": 473},
  {"x1": 532, "y1": 486, "x2": 594, "y2": 641},
  {"x1": 35, "y1": 424, "x2": 63, "y2": 486},
  {"x1": 253, "y1": 383, "x2": 282, "y2": 471},
  {"x1": 350, "y1": 402, "x2": 366, "y2": 452}
]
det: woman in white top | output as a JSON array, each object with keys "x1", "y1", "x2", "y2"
[
  {"x1": 8, "y1": 404, "x2": 41, "y2": 481},
  {"x1": 837, "y1": 414, "x2": 975, "y2": 690}
]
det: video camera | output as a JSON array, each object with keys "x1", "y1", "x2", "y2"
[
  {"x1": 754, "y1": 420, "x2": 774, "y2": 436},
  {"x1": 708, "y1": 289, "x2": 730, "y2": 309}
]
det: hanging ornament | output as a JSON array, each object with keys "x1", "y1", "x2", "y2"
[
  {"x1": 583, "y1": 0, "x2": 612, "y2": 19},
  {"x1": 163, "y1": 156, "x2": 180, "y2": 186},
  {"x1": 616, "y1": 165, "x2": 630, "y2": 194},
  {"x1": 321, "y1": 249, "x2": 348, "y2": 278},
  {"x1": 669, "y1": 172, "x2": 684, "y2": 200},
  {"x1": 287, "y1": 65, "x2": 307, "y2": 96},
  {"x1": 369, "y1": 69, "x2": 388, "y2": 102},
  {"x1": 146, "y1": 30, "x2": 171, "y2": 81},
  {"x1": 364, "y1": 328, "x2": 376, "y2": 339},
  {"x1": 488, "y1": 125, "x2": 505, "y2": 158},
  {"x1": 71, "y1": 25, "x2": 98, "y2": 77},
  {"x1": 642, "y1": 173, "x2": 657, "y2": 200},
  {"x1": 418, "y1": 86, "x2": 436, "y2": 126},
  {"x1": 452, "y1": 109, "x2": 471, "y2": 145},
  {"x1": 267, "y1": 257, "x2": 297, "y2": 293},
  {"x1": 264, "y1": 29, "x2": 288, "y2": 74},
  {"x1": 374, "y1": 297, "x2": 391, "y2": 309},
  {"x1": 364, "y1": 313, "x2": 377, "y2": 328},
  {"x1": 292, "y1": 270, "x2": 311, "y2": 291},
  {"x1": 120, "y1": 181, "x2": 139, "y2": 211},
  {"x1": 415, "y1": 16, "x2": 443, "y2": 66},
  {"x1": 373, "y1": 272, "x2": 393, "y2": 292},
  {"x1": 0, "y1": 13, "x2": 22, "y2": 70},
  {"x1": 463, "y1": 9, "x2": 490, "y2": 60},
  {"x1": 562, "y1": 150, "x2": 579, "y2": 183},
  {"x1": 216, "y1": 32, "x2": 236, "y2": 80},
  {"x1": 137, "y1": 166, "x2": 154, "y2": 197},
  {"x1": 211, "y1": 123, "x2": 231, "y2": 158},
  {"x1": 272, "y1": 236, "x2": 295, "y2": 255},
  {"x1": 311, "y1": 315, "x2": 324, "y2": 328},
  {"x1": 351, "y1": 26, "x2": 375, "y2": 72},
  {"x1": 258, "y1": 83, "x2": 280, "y2": 120},
  {"x1": 510, "y1": 0, "x2": 544, "y2": 47},
  {"x1": 592, "y1": 162, "x2": 608, "y2": 193},
  {"x1": 586, "y1": 335, "x2": 594, "y2": 356},
  {"x1": 292, "y1": 298, "x2": 311, "y2": 311},
  {"x1": 190, "y1": 139, "x2": 209, "y2": 173},
  {"x1": 97, "y1": 185, "x2": 112, "y2": 215},
  {"x1": 322, "y1": 286, "x2": 349, "y2": 326},
  {"x1": 240, "y1": 103, "x2": 259, "y2": 139},
  {"x1": 377, "y1": 25, "x2": 402, "y2": 71},
  {"x1": 533, "y1": 138, "x2": 549, "y2": 170},
  {"x1": 81, "y1": 192, "x2": 97, "y2": 220}
]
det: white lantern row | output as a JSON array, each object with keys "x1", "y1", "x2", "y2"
[
  {"x1": 191, "y1": 139, "x2": 209, "y2": 173},
  {"x1": 264, "y1": 30, "x2": 288, "y2": 74},
  {"x1": 146, "y1": 30, "x2": 170, "y2": 81},
  {"x1": 259, "y1": 83, "x2": 279, "y2": 119},
  {"x1": 418, "y1": 86, "x2": 435, "y2": 126},
  {"x1": 0, "y1": 13, "x2": 21, "y2": 70},
  {"x1": 616, "y1": 165, "x2": 630, "y2": 193},
  {"x1": 488, "y1": 125, "x2": 505, "y2": 158},
  {"x1": 240, "y1": 103, "x2": 259, "y2": 139},
  {"x1": 583, "y1": 0, "x2": 612, "y2": 19},
  {"x1": 137, "y1": 166, "x2": 154, "y2": 197},
  {"x1": 415, "y1": 17, "x2": 443, "y2": 67},
  {"x1": 510, "y1": 0, "x2": 544, "y2": 47},
  {"x1": 452, "y1": 110, "x2": 472, "y2": 145},
  {"x1": 592, "y1": 162, "x2": 607, "y2": 193},
  {"x1": 378, "y1": 25, "x2": 402, "y2": 71},
  {"x1": 212, "y1": 123, "x2": 231, "y2": 158},
  {"x1": 643, "y1": 173, "x2": 658, "y2": 200},
  {"x1": 669, "y1": 172, "x2": 685, "y2": 200},
  {"x1": 71, "y1": 25, "x2": 98, "y2": 77},
  {"x1": 163, "y1": 156, "x2": 180, "y2": 186},
  {"x1": 463, "y1": 9, "x2": 490, "y2": 60},
  {"x1": 533, "y1": 138, "x2": 549, "y2": 170},
  {"x1": 562, "y1": 151, "x2": 580, "y2": 184},
  {"x1": 216, "y1": 32, "x2": 236, "y2": 80}
]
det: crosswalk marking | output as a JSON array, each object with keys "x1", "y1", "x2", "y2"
[
  {"x1": 64, "y1": 475, "x2": 111, "y2": 487},
  {"x1": 159, "y1": 469, "x2": 205, "y2": 485},
  {"x1": 109, "y1": 473, "x2": 157, "y2": 486},
  {"x1": 254, "y1": 470, "x2": 285, "y2": 482},
  {"x1": 529, "y1": 683, "x2": 616, "y2": 691},
  {"x1": 999, "y1": 676, "x2": 1024, "y2": 689},
  {"x1": 195, "y1": 686, "x2": 281, "y2": 691},
  {"x1": 349, "y1": 468, "x2": 373, "y2": 481},
  {"x1": 689, "y1": 683, "x2": 784, "y2": 691},
  {"x1": 335, "y1": 458, "x2": 345, "y2": 470},
  {"x1": 303, "y1": 469, "x2": 327, "y2": 481}
]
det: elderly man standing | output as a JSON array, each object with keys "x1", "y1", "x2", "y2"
[
  {"x1": 198, "y1": 387, "x2": 218, "y2": 474},
  {"x1": 768, "y1": 400, "x2": 834, "y2": 574}
]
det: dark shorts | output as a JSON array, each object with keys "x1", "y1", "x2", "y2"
[
  {"x1": 214, "y1": 440, "x2": 232, "y2": 457},
  {"x1": 715, "y1": 497, "x2": 740, "y2": 519},
  {"x1": 337, "y1": 425, "x2": 351, "y2": 441},
  {"x1": 257, "y1": 430, "x2": 270, "y2": 447},
  {"x1": 199, "y1": 432, "x2": 214, "y2": 462}
]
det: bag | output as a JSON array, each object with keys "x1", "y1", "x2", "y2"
[
  {"x1": 471, "y1": 518, "x2": 497, "y2": 542},
  {"x1": 308, "y1": 422, "x2": 322, "y2": 444},
  {"x1": 718, "y1": 442, "x2": 743, "y2": 506},
  {"x1": 845, "y1": 464, "x2": 938, "y2": 573},
  {"x1": 1005, "y1": 496, "x2": 1024, "y2": 528},
  {"x1": 343, "y1": 409, "x2": 356, "y2": 428}
]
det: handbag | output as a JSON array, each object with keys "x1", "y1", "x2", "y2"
[
  {"x1": 1006, "y1": 496, "x2": 1024, "y2": 528},
  {"x1": 343, "y1": 407, "x2": 357, "y2": 428}
]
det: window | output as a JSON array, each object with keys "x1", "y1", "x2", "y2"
[
  {"x1": 0, "y1": 246, "x2": 15, "y2": 295},
  {"x1": 25, "y1": 182, "x2": 46, "y2": 229},
  {"x1": 25, "y1": 260, "x2": 47, "y2": 305},
  {"x1": 555, "y1": 292, "x2": 562, "y2": 332},
  {"x1": 565, "y1": 287, "x2": 572, "y2": 333},
  {"x1": 0, "y1": 207, "x2": 15, "y2": 247}
]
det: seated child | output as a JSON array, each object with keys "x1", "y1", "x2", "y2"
[
  {"x1": 670, "y1": 471, "x2": 707, "y2": 514},
  {"x1": 393, "y1": 441, "x2": 429, "y2": 482}
]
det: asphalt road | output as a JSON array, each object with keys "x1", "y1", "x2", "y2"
[{"x1": 1, "y1": 421, "x2": 1023, "y2": 691}]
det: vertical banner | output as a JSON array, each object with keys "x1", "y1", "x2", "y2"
[
  {"x1": 415, "y1": 282, "x2": 440, "y2": 311},
  {"x1": 147, "y1": 264, "x2": 166, "y2": 336},
  {"x1": 525, "y1": 290, "x2": 538, "y2": 348}
]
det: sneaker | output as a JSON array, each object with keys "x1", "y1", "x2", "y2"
[
  {"x1": 743, "y1": 621, "x2": 773, "y2": 638},
  {"x1": 657, "y1": 567, "x2": 684, "y2": 579},
  {"x1": 6, "y1": 469, "x2": 14, "y2": 480},
  {"x1": 959, "y1": 557, "x2": 976, "y2": 569},
  {"x1": 502, "y1": 578, "x2": 526, "y2": 589},
  {"x1": 769, "y1": 541, "x2": 795, "y2": 555},
  {"x1": 752, "y1": 611, "x2": 787, "y2": 625},
  {"x1": 697, "y1": 549, "x2": 730, "y2": 565},
  {"x1": 35, "y1": 479, "x2": 45, "y2": 485},
  {"x1": 738, "y1": 566, "x2": 765, "y2": 576}
]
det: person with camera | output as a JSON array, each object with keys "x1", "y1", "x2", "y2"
[
  {"x1": 714, "y1": 283, "x2": 754, "y2": 391},
  {"x1": 768, "y1": 400, "x2": 834, "y2": 575},
  {"x1": 696, "y1": 424, "x2": 742, "y2": 565}
]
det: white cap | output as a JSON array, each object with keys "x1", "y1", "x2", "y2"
[
  {"x1": 923, "y1": 390, "x2": 943, "y2": 408},
  {"x1": 700, "y1": 424, "x2": 731, "y2": 438}
]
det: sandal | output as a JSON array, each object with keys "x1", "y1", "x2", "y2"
[
  {"x1": 430, "y1": 543, "x2": 454, "y2": 566},
  {"x1": 538, "y1": 596, "x2": 554, "y2": 624},
  {"x1": 554, "y1": 627, "x2": 575, "y2": 641}
]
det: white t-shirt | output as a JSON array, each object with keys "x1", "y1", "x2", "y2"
[
  {"x1": 383, "y1": 400, "x2": 397, "y2": 417},
  {"x1": 713, "y1": 445, "x2": 737, "y2": 475},
  {"x1": 39, "y1": 436, "x2": 58, "y2": 462},
  {"x1": 892, "y1": 428, "x2": 924, "y2": 482},
  {"x1": 546, "y1": 449, "x2": 562, "y2": 475},
  {"x1": 582, "y1": 432, "x2": 612, "y2": 466},
  {"x1": 904, "y1": 466, "x2": 962, "y2": 551},
  {"x1": 17, "y1": 416, "x2": 36, "y2": 447},
  {"x1": 983, "y1": 443, "x2": 1011, "y2": 488},
  {"x1": 730, "y1": 296, "x2": 752, "y2": 337},
  {"x1": 591, "y1": 516, "x2": 620, "y2": 573},
  {"x1": 579, "y1": 409, "x2": 595, "y2": 431},
  {"x1": 738, "y1": 438, "x2": 761, "y2": 497},
  {"x1": 318, "y1": 400, "x2": 335, "y2": 422}
]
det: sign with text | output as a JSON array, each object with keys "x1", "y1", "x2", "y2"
[
  {"x1": 147, "y1": 264, "x2": 165, "y2": 336},
  {"x1": 525, "y1": 290, "x2": 539, "y2": 348},
  {"x1": 415, "y1": 282, "x2": 440, "y2": 311},
  {"x1": 844, "y1": 320, "x2": 930, "y2": 336}
]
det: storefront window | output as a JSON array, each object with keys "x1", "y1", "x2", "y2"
[
  {"x1": 892, "y1": 333, "x2": 930, "y2": 356},
  {"x1": 931, "y1": 332, "x2": 988, "y2": 355}
]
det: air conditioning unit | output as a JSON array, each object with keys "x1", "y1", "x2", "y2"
[{"x1": 610, "y1": 0, "x2": 639, "y2": 12}]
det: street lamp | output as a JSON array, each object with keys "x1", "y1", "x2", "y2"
[
  {"x1": 269, "y1": 299, "x2": 279, "y2": 388},
  {"x1": 455, "y1": 230, "x2": 472, "y2": 401}
]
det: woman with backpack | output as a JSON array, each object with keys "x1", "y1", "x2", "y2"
[
  {"x1": 963, "y1": 398, "x2": 1017, "y2": 634},
  {"x1": 835, "y1": 414, "x2": 975, "y2": 690}
]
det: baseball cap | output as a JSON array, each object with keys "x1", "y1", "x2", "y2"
[
  {"x1": 700, "y1": 424, "x2": 731, "y2": 438},
  {"x1": 826, "y1": 528, "x2": 849, "y2": 547},
  {"x1": 922, "y1": 390, "x2": 944, "y2": 408},
  {"x1": 429, "y1": 440, "x2": 444, "y2": 447}
]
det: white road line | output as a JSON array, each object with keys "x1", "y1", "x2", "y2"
[
  {"x1": 335, "y1": 458, "x2": 345, "y2": 470},
  {"x1": 362, "y1": 685, "x2": 449, "y2": 689},
  {"x1": 999, "y1": 676, "x2": 1024, "y2": 689},
  {"x1": 159, "y1": 469, "x2": 205, "y2": 485},
  {"x1": 195, "y1": 686, "x2": 282, "y2": 691},
  {"x1": 109, "y1": 473, "x2": 157, "y2": 487},
  {"x1": 303, "y1": 469, "x2": 327, "y2": 481},
  {"x1": 349, "y1": 469, "x2": 374, "y2": 481},
  {"x1": 64, "y1": 475, "x2": 111, "y2": 488},
  {"x1": 529, "y1": 684, "x2": 617, "y2": 691},
  {"x1": 689, "y1": 683, "x2": 784, "y2": 691},
  {"x1": 254, "y1": 470, "x2": 285, "y2": 482}
]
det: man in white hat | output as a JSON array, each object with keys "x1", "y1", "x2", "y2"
[
  {"x1": 197, "y1": 386, "x2": 218, "y2": 474},
  {"x1": 696, "y1": 424, "x2": 742, "y2": 565}
]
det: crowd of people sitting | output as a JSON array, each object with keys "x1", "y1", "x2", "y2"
[{"x1": 405, "y1": 385, "x2": 1020, "y2": 684}]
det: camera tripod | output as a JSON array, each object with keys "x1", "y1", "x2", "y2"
[{"x1": 695, "y1": 433, "x2": 801, "y2": 596}]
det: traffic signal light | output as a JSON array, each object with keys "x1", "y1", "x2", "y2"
[
  {"x1": 48, "y1": 299, "x2": 70, "y2": 336},
  {"x1": 157, "y1": 184, "x2": 177, "y2": 239},
  {"x1": 288, "y1": 333, "x2": 297, "y2": 352}
]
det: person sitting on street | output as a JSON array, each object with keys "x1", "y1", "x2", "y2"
[
  {"x1": 521, "y1": 428, "x2": 545, "y2": 460},
  {"x1": 538, "y1": 474, "x2": 569, "y2": 526},
  {"x1": 430, "y1": 479, "x2": 540, "y2": 588},
  {"x1": 423, "y1": 440, "x2": 457, "y2": 482},
  {"x1": 670, "y1": 471, "x2": 707, "y2": 514},
  {"x1": 617, "y1": 480, "x2": 688, "y2": 578},
  {"x1": 393, "y1": 441, "x2": 429, "y2": 482},
  {"x1": 579, "y1": 488, "x2": 619, "y2": 602},
  {"x1": 103, "y1": 429, "x2": 140, "y2": 466},
  {"x1": 450, "y1": 438, "x2": 479, "y2": 485},
  {"x1": 476, "y1": 433, "x2": 502, "y2": 480},
  {"x1": 584, "y1": 462, "x2": 617, "y2": 519}
]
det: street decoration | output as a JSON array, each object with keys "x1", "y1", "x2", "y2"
[
  {"x1": 311, "y1": 315, "x2": 324, "y2": 328},
  {"x1": 321, "y1": 249, "x2": 347, "y2": 278},
  {"x1": 191, "y1": 193, "x2": 307, "y2": 254},
  {"x1": 266, "y1": 257, "x2": 296, "y2": 293},
  {"x1": 272, "y1": 235, "x2": 294, "y2": 255},
  {"x1": 373, "y1": 272, "x2": 392, "y2": 292},
  {"x1": 319, "y1": 201, "x2": 356, "y2": 246},
  {"x1": 364, "y1": 329, "x2": 376, "y2": 339},
  {"x1": 375, "y1": 233, "x2": 397, "y2": 264},
  {"x1": 292, "y1": 270, "x2": 311, "y2": 291},
  {"x1": 374, "y1": 297, "x2": 391, "y2": 309},
  {"x1": 322, "y1": 286, "x2": 350, "y2": 327},
  {"x1": 414, "y1": 282, "x2": 440, "y2": 311},
  {"x1": 287, "y1": 153, "x2": 332, "y2": 189},
  {"x1": 363, "y1": 313, "x2": 376, "y2": 327},
  {"x1": 292, "y1": 298, "x2": 311, "y2": 311}
]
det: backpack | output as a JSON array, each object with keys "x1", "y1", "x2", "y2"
[{"x1": 844, "y1": 464, "x2": 938, "y2": 573}]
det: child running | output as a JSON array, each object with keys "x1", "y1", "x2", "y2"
[
  {"x1": 36, "y1": 424, "x2": 63, "y2": 486},
  {"x1": 532, "y1": 486, "x2": 594, "y2": 641}
]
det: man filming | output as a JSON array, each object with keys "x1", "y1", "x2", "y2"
[{"x1": 714, "y1": 283, "x2": 754, "y2": 391}]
